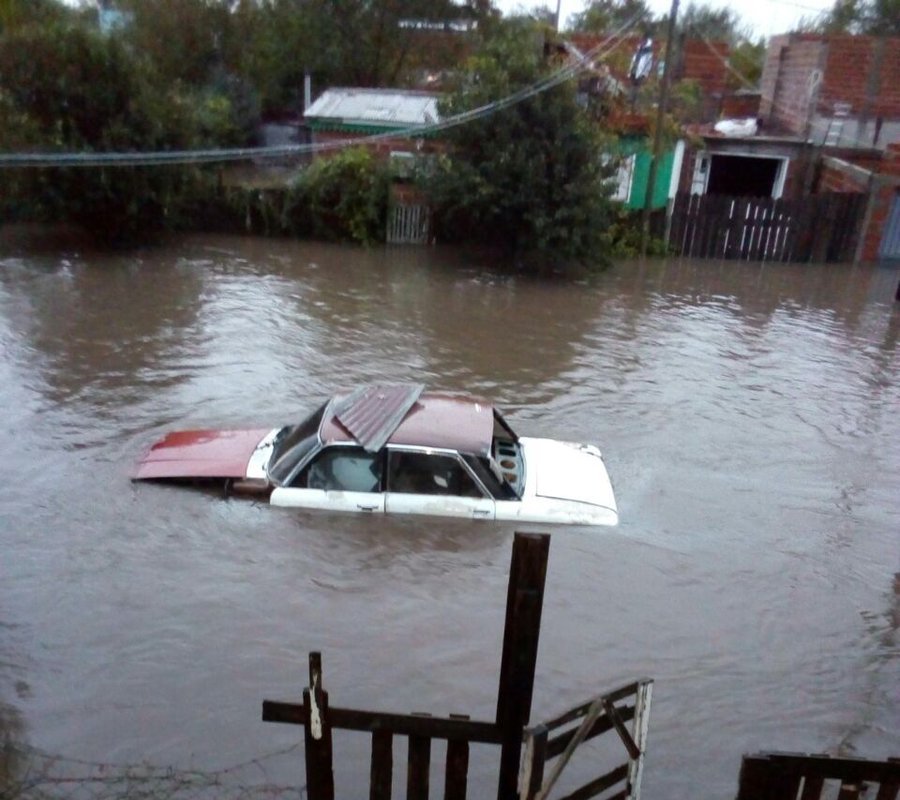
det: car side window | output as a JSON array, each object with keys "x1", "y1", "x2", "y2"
[
  {"x1": 293, "y1": 447, "x2": 382, "y2": 492},
  {"x1": 387, "y1": 451, "x2": 484, "y2": 498}
]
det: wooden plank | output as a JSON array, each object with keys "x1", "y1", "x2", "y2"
[
  {"x1": 545, "y1": 706, "x2": 635, "y2": 759},
  {"x1": 532, "y1": 684, "x2": 642, "y2": 733},
  {"x1": 736, "y1": 754, "x2": 802, "y2": 800},
  {"x1": 407, "y1": 724, "x2": 432, "y2": 800},
  {"x1": 763, "y1": 753, "x2": 900, "y2": 783},
  {"x1": 263, "y1": 702, "x2": 501, "y2": 743},
  {"x1": 535, "y1": 697, "x2": 608, "y2": 800},
  {"x1": 557, "y1": 763, "x2": 628, "y2": 800},
  {"x1": 444, "y1": 714, "x2": 470, "y2": 800},
  {"x1": 304, "y1": 652, "x2": 335, "y2": 800},
  {"x1": 626, "y1": 680, "x2": 653, "y2": 800},
  {"x1": 521, "y1": 726, "x2": 549, "y2": 800},
  {"x1": 837, "y1": 783, "x2": 865, "y2": 800},
  {"x1": 369, "y1": 729, "x2": 393, "y2": 800},
  {"x1": 602, "y1": 700, "x2": 640, "y2": 760},
  {"x1": 799, "y1": 775, "x2": 825, "y2": 799},
  {"x1": 876, "y1": 779, "x2": 900, "y2": 800},
  {"x1": 496, "y1": 533, "x2": 551, "y2": 800}
]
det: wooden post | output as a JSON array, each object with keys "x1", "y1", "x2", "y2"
[
  {"x1": 407, "y1": 713, "x2": 432, "y2": 800},
  {"x1": 369, "y1": 730, "x2": 392, "y2": 800},
  {"x1": 640, "y1": 0, "x2": 680, "y2": 257},
  {"x1": 495, "y1": 533, "x2": 550, "y2": 800},
  {"x1": 304, "y1": 652, "x2": 335, "y2": 800},
  {"x1": 445, "y1": 714, "x2": 471, "y2": 800},
  {"x1": 626, "y1": 681, "x2": 653, "y2": 799}
]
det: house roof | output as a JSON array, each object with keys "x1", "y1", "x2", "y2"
[
  {"x1": 304, "y1": 88, "x2": 440, "y2": 133},
  {"x1": 320, "y1": 386, "x2": 496, "y2": 457}
]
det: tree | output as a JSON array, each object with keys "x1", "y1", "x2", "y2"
[
  {"x1": 0, "y1": 22, "x2": 208, "y2": 241},
  {"x1": 568, "y1": 0, "x2": 657, "y2": 34},
  {"x1": 677, "y1": 2, "x2": 748, "y2": 44},
  {"x1": 424, "y1": 18, "x2": 618, "y2": 271},
  {"x1": 808, "y1": 0, "x2": 900, "y2": 34}
]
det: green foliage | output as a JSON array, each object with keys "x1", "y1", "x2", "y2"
[
  {"x1": 678, "y1": 2, "x2": 749, "y2": 43},
  {"x1": 0, "y1": 22, "x2": 210, "y2": 242},
  {"x1": 807, "y1": 0, "x2": 900, "y2": 33},
  {"x1": 602, "y1": 207, "x2": 670, "y2": 257},
  {"x1": 284, "y1": 149, "x2": 390, "y2": 245},
  {"x1": 728, "y1": 38, "x2": 765, "y2": 89},
  {"x1": 568, "y1": 0, "x2": 657, "y2": 34},
  {"x1": 424, "y1": 19, "x2": 618, "y2": 273}
]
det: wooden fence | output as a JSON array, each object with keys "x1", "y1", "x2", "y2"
[
  {"x1": 736, "y1": 752, "x2": 900, "y2": 800},
  {"x1": 262, "y1": 533, "x2": 653, "y2": 800},
  {"x1": 668, "y1": 192, "x2": 866, "y2": 263},
  {"x1": 388, "y1": 203, "x2": 431, "y2": 244}
]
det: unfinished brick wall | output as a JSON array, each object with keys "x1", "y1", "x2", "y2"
[
  {"x1": 761, "y1": 35, "x2": 900, "y2": 138},
  {"x1": 759, "y1": 35, "x2": 825, "y2": 135},
  {"x1": 820, "y1": 36, "x2": 900, "y2": 119}
]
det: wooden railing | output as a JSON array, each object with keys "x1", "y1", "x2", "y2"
[
  {"x1": 261, "y1": 533, "x2": 654, "y2": 800},
  {"x1": 263, "y1": 651, "x2": 502, "y2": 800},
  {"x1": 736, "y1": 752, "x2": 900, "y2": 800}
]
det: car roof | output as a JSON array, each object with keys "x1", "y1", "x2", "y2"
[{"x1": 319, "y1": 385, "x2": 496, "y2": 457}]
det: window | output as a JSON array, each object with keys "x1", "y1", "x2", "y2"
[
  {"x1": 293, "y1": 447, "x2": 382, "y2": 492},
  {"x1": 268, "y1": 401, "x2": 328, "y2": 484},
  {"x1": 387, "y1": 451, "x2": 484, "y2": 498}
]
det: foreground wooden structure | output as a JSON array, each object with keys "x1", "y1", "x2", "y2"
[
  {"x1": 262, "y1": 532, "x2": 653, "y2": 800},
  {"x1": 668, "y1": 192, "x2": 865, "y2": 263},
  {"x1": 736, "y1": 752, "x2": 900, "y2": 800}
]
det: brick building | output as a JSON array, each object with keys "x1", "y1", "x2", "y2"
[{"x1": 759, "y1": 34, "x2": 900, "y2": 150}]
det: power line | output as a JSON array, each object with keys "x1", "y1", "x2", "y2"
[{"x1": 0, "y1": 19, "x2": 642, "y2": 170}]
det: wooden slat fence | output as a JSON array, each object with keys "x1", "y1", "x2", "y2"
[
  {"x1": 520, "y1": 679, "x2": 653, "y2": 800},
  {"x1": 388, "y1": 203, "x2": 431, "y2": 244},
  {"x1": 263, "y1": 652, "x2": 503, "y2": 800},
  {"x1": 669, "y1": 192, "x2": 866, "y2": 263},
  {"x1": 736, "y1": 752, "x2": 900, "y2": 800}
]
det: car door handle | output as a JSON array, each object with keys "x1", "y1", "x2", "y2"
[
  {"x1": 473, "y1": 508, "x2": 491, "y2": 518},
  {"x1": 357, "y1": 503, "x2": 379, "y2": 512}
]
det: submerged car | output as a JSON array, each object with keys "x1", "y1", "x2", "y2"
[{"x1": 132, "y1": 384, "x2": 618, "y2": 526}]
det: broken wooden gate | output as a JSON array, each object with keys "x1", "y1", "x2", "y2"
[
  {"x1": 262, "y1": 533, "x2": 654, "y2": 800},
  {"x1": 520, "y1": 679, "x2": 653, "y2": 800}
]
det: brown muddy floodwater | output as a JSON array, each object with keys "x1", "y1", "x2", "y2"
[{"x1": 0, "y1": 228, "x2": 898, "y2": 800}]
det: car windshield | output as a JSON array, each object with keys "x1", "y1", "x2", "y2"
[{"x1": 267, "y1": 401, "x2": 328, "y2": 485}]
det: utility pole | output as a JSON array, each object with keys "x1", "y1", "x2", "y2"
[{"x1": 640, "y1": 0, "x2": 680, "y2": 257}]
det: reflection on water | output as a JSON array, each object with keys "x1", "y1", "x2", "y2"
[{"x1": 1, "y1": 228, "x2": 898, "y2": 799}]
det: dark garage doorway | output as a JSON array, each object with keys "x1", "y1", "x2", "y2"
[{"x1": 707, "y1": 155, "x2": 781, "y2": 197}]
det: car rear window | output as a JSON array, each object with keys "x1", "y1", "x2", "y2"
[{"x1": 267, "y1": 401, "x2": 327, "y2": 484}]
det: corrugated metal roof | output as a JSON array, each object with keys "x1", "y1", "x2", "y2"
[
  {"x1": 304, "y1": 88, "x2": 440, "y2": 129},
  {"x1": 331, "y1": 384, "x2": 425, "y2": 453},
  {"x1": 322, "y1": 389, "x2": 495, "y2": 457}
]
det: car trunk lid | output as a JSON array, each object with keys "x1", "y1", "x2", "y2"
[{"x1": 132, "y1": 428, "x2": 274, "y2": 481}]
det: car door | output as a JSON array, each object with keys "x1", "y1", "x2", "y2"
[
  {"x1": 269, "y1": 445, "x2": 385, "y2": 515},
  {"x1": 384, "y1": 448, "x2": 495, "y2": 520}
]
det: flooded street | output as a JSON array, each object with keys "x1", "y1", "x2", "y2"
[{"x1": 1, "y1": 228, "x2": 898, "y2": 799}]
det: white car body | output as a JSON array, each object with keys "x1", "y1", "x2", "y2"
[{"x1": 134, "y1": 385, "x2": 619, "y2": 527}]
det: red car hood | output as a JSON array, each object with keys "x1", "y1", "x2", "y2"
[{"x1": 133, "y1": 428, "x2": 273, "y2": 481}]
